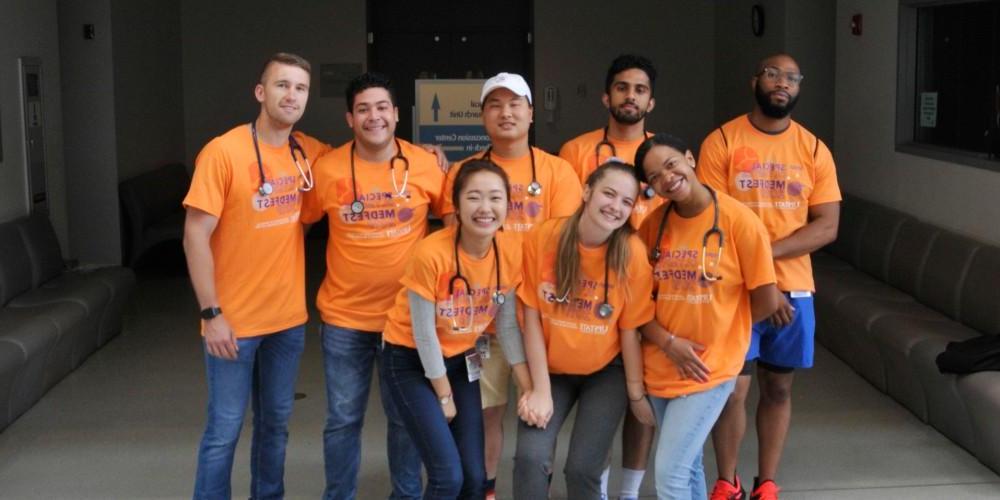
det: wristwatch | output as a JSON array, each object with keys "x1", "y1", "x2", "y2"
[
  {"x1": 200, "y1": 306, "x2": 223, "y2": 320},
  {"x1": 438, "y1": 393, "x2": 452, "y2": 406}
]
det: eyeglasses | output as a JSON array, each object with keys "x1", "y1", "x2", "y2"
[{"x1": 757, "y1": 66, "x2": 804, "y2": 86}]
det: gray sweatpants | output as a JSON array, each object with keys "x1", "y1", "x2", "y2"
[{"x1": 512, "y1": 357, "x2": 627, "y2": 500}]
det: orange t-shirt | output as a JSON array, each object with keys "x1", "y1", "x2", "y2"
[
  {"x1": 697, "y1": 115, "x2": 841, "y2": 292},
  {"x1": 518, "y1": 218, "x2": 655, "y2": 375},
  {"x1": 301, "y1": 139, "x2": 445, "y2": 332},
  {"x1": 440, "y1": 147, "x2": 583, "y2": 234},
  {"x1": 637, "y1": 192, "x2": 776, "y2": 397},
  {"x1": 383, "y1": 226, "x2": 523, "y2": 357},
  {"x1": 183, "y1": 124, "x2": 332, "y2": 337},
  {"x1": 558, "y1": 127, "x2": 664, "y2": 227}
]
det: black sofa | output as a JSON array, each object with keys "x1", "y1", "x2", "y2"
[
  {"x1": 814, "y1": 194, "x2": 1000, "y2": 474},
  {"x1": 0, "y1": 214, "x2": 135, "y2": 432},
  {"x1": 118, "y1": 163, "x2": 189, "y2": 266}
]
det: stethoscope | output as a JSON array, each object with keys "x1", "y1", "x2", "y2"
[
  {"x1": 250, "y1": 120, "x2": 314, "y2": 196},
  {"x1": 348, "y1": 140, "x2": 409, "y2": 214},
  {"x1": 649, "y1": 186, "x2": 725, "y2": 282},
  {"x1": 448, "y1": 227, "x2": 504, "y2": 332},
  {"x1": 483, "y1": 146, "x2": 541, "y2": 197},
  {"x1": 596, "y1": 126, "x2": 655, "y2": 200},
  {"x1": 555, "y1": 247, "x2": 614, "y2": 320}
]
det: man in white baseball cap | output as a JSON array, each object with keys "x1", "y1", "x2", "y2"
[
  {"x1": 439, "y1": 71, "x2": 581, "y2": 499},
  {"x1": 480, "y1": 72, "x2": 533, "y2": 105}
]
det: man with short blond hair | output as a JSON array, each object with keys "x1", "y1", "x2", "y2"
[{"x1": 184, "y1": 52, "x2": 331, "y2": 499}]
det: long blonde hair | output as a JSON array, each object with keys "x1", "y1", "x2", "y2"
[{"x1": 555, "y1": 161, "x2": 639, "y2": 302}]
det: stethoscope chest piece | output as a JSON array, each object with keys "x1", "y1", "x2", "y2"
[
  {"x1": 351, "y1": 200, "x2": 365, "y2": 214},
  {"x1": 643, "y1": 185, "x2": 656, "y2": 199},
  {"x1": 492, "y1": 291, "x2": 506, "y2": 306},
  {"x1": 527, "y1": 181, "x2": 542, "y2": 197},
  {"x1": 597, "y1": 302, "x2": 614, "y2": 319},
  {"x1": 259, "y1": 182, "x2": 274, "y2": 196}
]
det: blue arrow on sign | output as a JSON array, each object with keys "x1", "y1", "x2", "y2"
[{"x1": 431, "y1": 94, "x2": 440, "y2": 122}]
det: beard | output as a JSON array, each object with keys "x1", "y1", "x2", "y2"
[
  {"x1": 609, "y1": 102, "x2": 647, "y2": 125},
  {"x1": 754, "y1": 81, "x2": 798, "y2": 119}
]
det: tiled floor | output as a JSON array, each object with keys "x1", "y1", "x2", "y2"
[{"x1": 0, "y1": 245, "x2": 997, "y2": 499}]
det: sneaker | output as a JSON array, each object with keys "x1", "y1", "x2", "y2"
[
  {"x1": 710, "y1": 476, "x2": 746, "y2": 500},
  {"x1": 750, "y1": 477, "x2": 780, "y2": 500}
]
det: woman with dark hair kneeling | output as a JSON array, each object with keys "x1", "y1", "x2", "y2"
[
  {"x1": 381, "y1": 160, "x2": 533, "y2": 499},
  {"x1": 513, "y1": 161, "x2": 656, "y2": 500},
  {"x1": 634, "y1": 133, "x2": 779, "y2": 499}
]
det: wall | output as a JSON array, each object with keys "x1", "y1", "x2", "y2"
[
  {"x1": 533, "y1": 0, "x2": 716, "y2": 153},
  {"x1": 713, "y1": 0, "x2": 836, "y2": 145},
  {"x1": 714, "y1": 0, "x2": 787, "y2": 126},
  {"x1": 835, "y1": 0, "x2": 1000, "y2": 245},
  {"x1": 112, "y1": 0, "x2": 185, "y2": 181},
  {"x1": 58, "y1": 0, "x2": 121, "y2": 264},
  {"x1": 0, "y1": 0, "x2": 68, "y2": 249},
  {"x1": 181, "y1": 0, "x2": 367, "y2": 163},
  {"x1": 785, "y1": 0, "x2": 836, "y2": 143}
]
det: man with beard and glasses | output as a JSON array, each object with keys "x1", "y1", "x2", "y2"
[
  {"x1": 697, "y1": 53, "x2": 841, "y2": 500},
  {"x1": 558, "y1": 53, "x2": 662, "y2": 500}
]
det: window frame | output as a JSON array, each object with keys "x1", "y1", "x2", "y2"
[{"x1": 896, "y1": 0, "x2": 1000, "y2": 172}]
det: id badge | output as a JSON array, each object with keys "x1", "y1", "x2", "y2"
[
  {"x1": 475, "y1": 334, "x2": 491, "y2": 360},
  {"x1": 465, "y1": 351, "x2": 482, "y2": 382}
]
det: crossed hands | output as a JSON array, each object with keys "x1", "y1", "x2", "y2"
[{"x1": 517, "y1": 390, "x2": 553, "y2": 429}]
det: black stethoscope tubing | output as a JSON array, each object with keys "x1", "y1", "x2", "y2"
[
  {"x1": 348, "y1": 139, "x2": 409, "y2": 214},
  {"x1": 555, "y1": 240, "x2": 614, "y2": 319},
  {"x1": 597, "y1": 126, "x2": 655, "y2": 200},
  {"x1": 649, "y1": 186, "x2": 725, "y2": 281},
  {"x1": 449, "y1": 227, "x2": 505, "y2": 307},
  {"x1": 250, "y1": 120, "x2": 310, "y2": 196},
  {"x1": 483, "y1": 146, "x2": 540, "y2": 197}
]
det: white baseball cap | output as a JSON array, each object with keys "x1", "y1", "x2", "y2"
[{"x1": 480, "y1": 72, "x2": 532, "y2": 105}]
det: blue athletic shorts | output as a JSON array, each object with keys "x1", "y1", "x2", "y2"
[{"x1": 745, "y1": 294, "x2": 815, "y2": 369}]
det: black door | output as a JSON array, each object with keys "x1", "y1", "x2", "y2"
[{"x1": 368, "y1": 0, "x2": 532, "y2": 141}]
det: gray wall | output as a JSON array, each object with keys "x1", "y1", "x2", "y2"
[
  {"x1": 0, "y1": 0, "x2": 68, "y2": 249},
  {"x1": 835, "y1": 0, "x2": 1000, "y2": 245},
  {"x1": 713, "y1": 0, "x2": 836, "y2": 145},
  {"x1": 534, "y1": 0, "x2": 716, "y2": 152},
  {"x1": 112, "y1": 0, "x2": 185, "y2": 180},
  {"x1": 180, "y1": 0, "x2": 366, "y2": 163},
  {"x1": 58, "y1": 0, "x2": 121, "y2": 264}
]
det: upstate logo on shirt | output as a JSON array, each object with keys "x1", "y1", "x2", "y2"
[{"x1": 240, "y1": 157, "x2": 303, "y2": 226}]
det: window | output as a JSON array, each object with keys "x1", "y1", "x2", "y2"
[{"x1": 897, "y1": 1, "x2": 1000, "y2": 169}]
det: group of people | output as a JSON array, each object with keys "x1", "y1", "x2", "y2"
[{"x1": 182, "y1": 51, "x2": 840, "y2": 500}]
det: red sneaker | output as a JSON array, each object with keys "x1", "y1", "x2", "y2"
[
  {"x1": 750, "y1": 478, "x2": 780, "y2": 500},
  {"x1": 710, "y1": 476, "x2": 746, "y2": 500}
]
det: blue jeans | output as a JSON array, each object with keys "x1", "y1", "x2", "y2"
[
  {"x1": 382, "y1": 342, "x2": 486, "y2": 500},
  {"x1": 650, "y1": 379, "x2": 736, "y2": 500},
  {"x1": 321, "y1": 324, "x2": 422, "y2": 500},
  {"x1": 193, "y1": 324, "x2": 305, "y2": 500}
]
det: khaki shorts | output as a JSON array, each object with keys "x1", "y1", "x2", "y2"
[{"x1": 479, "y1": 336, "x2": 512, "y2": 408}]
